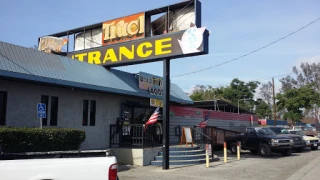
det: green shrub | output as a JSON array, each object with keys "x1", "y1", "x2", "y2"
[{"x1": 0, "y1": 127, "x2": 86, "y2": 153}]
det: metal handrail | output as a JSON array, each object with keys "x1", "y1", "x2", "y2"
[
  {"x1": 110, "y1": 124, "x2": 162, "y2": 148},
  {"x1": 191, "y1": 126, "x2": 213, "y2": 140}
]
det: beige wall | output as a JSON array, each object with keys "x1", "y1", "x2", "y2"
[{"x1": 112, "y1": 147, "x2": 162, "y2": 166}]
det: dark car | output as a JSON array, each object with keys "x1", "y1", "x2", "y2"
[
  {"x1": 227, "y1": 127, "x2": 294, "y2": 157},
  {"x1": 269, "y1": 126, "x2": 306, "y2": 152}
]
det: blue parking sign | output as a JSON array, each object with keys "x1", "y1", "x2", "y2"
[{"x1": 37, "y1": 103, "x2": 46, "y2": 118}]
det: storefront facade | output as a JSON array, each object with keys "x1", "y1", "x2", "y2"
[{"x1": 0, "y1": 41, "x2": 192, "y2": 150}]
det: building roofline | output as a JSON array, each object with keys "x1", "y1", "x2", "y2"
[{"x1": 0, "y1": 69, "x2": 193, "y2": 104}]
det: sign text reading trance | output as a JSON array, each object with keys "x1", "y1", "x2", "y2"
[
  {"x1": 70, "y1": 37, "x2": 171, "y2": 65},
  {"x1": 67, "y1": 28, "x2": 208, "y2": 67}
]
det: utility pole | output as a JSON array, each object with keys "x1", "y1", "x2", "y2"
[{"x1": 272, "y1": 78, "x2": 277, "y2": 125}]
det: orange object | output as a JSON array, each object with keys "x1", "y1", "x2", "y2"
[{"x1": 102, "y1": 12, "x2": 145, "y2": 46}]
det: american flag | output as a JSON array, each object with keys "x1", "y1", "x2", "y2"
[
  {"x1": 198, "y1": 111, "x2": 211, "y2": 128},
  {"x1": 144, "y1": 106, "x2": 160, "y2": 130}
]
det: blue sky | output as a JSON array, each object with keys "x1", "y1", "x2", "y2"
[{"x1": 0, "y1": 0, "x2": 319, "y2": 94}]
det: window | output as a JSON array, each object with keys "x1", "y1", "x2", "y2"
[
  {"x1": 246, "y1": 128, "x2": 255, "y2": 135},
  {"x1": 90, "y1": 100, "x2": 96, "y2": 126},
  {"x1": 41, "y1": 95, "x2": 49, "y2": 126},
  {"x1": 0, "y1": 91, "x2": 7, "y2": 126},
  {"x1": 50, "y1": 96, "x2": 58, "y2": 126},
  {"x1": 82, "y1": 100, "x2": 96, "y2": 126},
  {"x1": 82, "y1": 100, "x2": 89, "y2": 126}
]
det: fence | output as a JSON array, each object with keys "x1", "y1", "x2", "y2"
[
  {"x1": 176, "y1": 125, "x2": 241, "y2": 147},
  {"x1": 110, "y1": 124, "x2": 162, "y2": 148}
]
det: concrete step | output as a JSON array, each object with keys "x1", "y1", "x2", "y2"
[
  {"x1": 169, "y1": 147, "x2": 199, "y2": 151},
  {"x1": 150, "y1": 159, "x2": 207, "y2": 166},
  {"x1": 158, "y1": 149, "x2": 205, "y2": 156},
  {"x1": 155, "y1": 154, "x2": 206, "y2": 161}
]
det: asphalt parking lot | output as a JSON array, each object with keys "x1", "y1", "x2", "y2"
[{"x1": 118, "y1": 148, "x2": 320, "y2": 180}]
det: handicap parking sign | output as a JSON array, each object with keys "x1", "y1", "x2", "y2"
[{"x1": 37, "y1": 103, "x2": 46, "y2": 118}]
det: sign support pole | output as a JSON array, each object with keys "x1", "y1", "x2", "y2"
[
  {"x1": 40, "y1": 118, "x2": 43, "y2": 129},
  {"x1": 162, "y1": 58, "x2": 170, "y2": 170},
  {"x1": 162, "y1": 5, "x2": 170, "y2": 170}
]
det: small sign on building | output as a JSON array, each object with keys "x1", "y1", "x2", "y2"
[
  {"x1": 37, "y1": 103, "x2": 46, "y2": 119},
  {"x1": 150, "y1": 98, "x2": 163, "y2": 107}
]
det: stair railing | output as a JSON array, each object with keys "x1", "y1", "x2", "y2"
[{"x1": 191, "y1": 126, "x2": 214, "y2": 158}]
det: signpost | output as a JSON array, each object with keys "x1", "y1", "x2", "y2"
[
  {"x1": 39, "y1": 0, "x2": 208, "y2": 170},
  {"x1": 37, "y1": 103, "x2": 46, "y2": 129}
]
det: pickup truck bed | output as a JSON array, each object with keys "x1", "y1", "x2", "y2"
[{"x1": 0, "y1": 150, "x2": 118, "y2": 180}]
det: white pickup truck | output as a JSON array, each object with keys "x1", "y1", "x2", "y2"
[{"x1": 0, "y1": 149, "x2": 118, "y2": 180}]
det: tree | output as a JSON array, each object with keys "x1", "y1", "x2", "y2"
[
  {"x1": 279, "y1": 62, "x2": 320, "y2": 92},
  {"x1": 276, "y1": 84, "x2": 320, "y2": 123},
  {"x1": 222, "y1": 78, "x2": 260, "y2": 111},
  {"x1": 189, "y1": 85, "x2": 206, "y2": 101},
  {"x1": 259, "y1": 81, "x2": 273, "y2": 106},
  {"x1": 279, "y1": 62, "x2": 320, "y2": 118},
  {"x1": 189, "y1": 78, "x2": 260, "y2": 112},
  {"x1": 254, "y1": 99, "x2": 272, "y2": 119}
]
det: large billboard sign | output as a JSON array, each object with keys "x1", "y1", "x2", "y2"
[
  {"x1": 67, "y1": 25, "x2": 209, "y2": 67},
  {"x1": 102, "y1": 12, "x2": 145, "y2": 46}
]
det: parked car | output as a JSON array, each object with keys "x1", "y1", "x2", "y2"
[
  {"x1": 289, "y1": 130, "x2": 320, "y2": 150},
  {"x1": 269, "y1": 126, "x2": 306, "y2": 152},
  {"x1": 226, "y1": 127, "x2": 294, "y2": 157},
  {"x1": 292, "y1": 126, "x2": 320, "y2": 138},
  {"x1": 0, "y1": 150, "x2": 118, "y2": 180}
]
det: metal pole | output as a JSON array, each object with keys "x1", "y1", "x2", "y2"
[
  {"x1": 162, "y1": 59, "x2": 170, "y2": 170},
  {"x1": 272, "y1": 78, "x2": 277, "y2": 125},
  {"x1": 238, "y1": 100, "x2": 240, "y2": 114},
  {"x1": 162, "y1": 6, "x2": 170, "y2": 170},
  {"x1": 40, "y1": 118, "x2": 43, "y2": 129}
]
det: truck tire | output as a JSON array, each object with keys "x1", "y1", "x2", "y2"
[
  {"x1": 311, "y1": 145, "x2": 318, "y2": 150},
  {"x1": 281, "y1": 149, "x2": 292, "y2": 156},
  {"x1": 250, "y1": 149, "x2": 258, "y2": 155},
  {"x1": 230, "y1": 142, "x2": 237, "y2": 154},
  {"x1": 259, "y1": 144, "x2": 271, "y2": 157}
]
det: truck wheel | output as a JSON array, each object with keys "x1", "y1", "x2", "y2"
[
  {"x1": 259, "y1": 144, "x2": 271, "y2": 157},
  {"x1": 250, "y1": 150, "x2": 258, "y2": 155},
  {"x1": 281, "y1": 149, "x2": 292, "y2": 156},
  {"x1": 311, "y1": 146, "x2": 318, "y2": 150},
  {"x1": 230, "y1": 142, "x2": 237, "y2": 154}
]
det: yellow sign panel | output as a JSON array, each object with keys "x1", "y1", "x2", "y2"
[{"x1": 150, "y1": 98, "x2": 163, "y2": 107}]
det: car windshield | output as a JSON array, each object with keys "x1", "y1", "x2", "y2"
[
  {"x1": 289, "y1": 130, "x2": 304, "y2": 136},
  {"x1": 256, "y1": 128, "x2": 276, "y2": 136},
  {"x1": 270, "y1": 128, "x2": 290, "y2": 134}
]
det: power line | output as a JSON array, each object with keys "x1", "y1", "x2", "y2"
[
  {"x1": 179, "y1": 70, "x2": 306, "y2": 91},
  {"x1": 171, "y1": 17, "x2": 320, "y2": 78}
]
